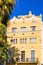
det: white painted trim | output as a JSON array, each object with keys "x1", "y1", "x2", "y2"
[
  {"x1": 30, "y1": 48, "x2": 36, "y2": 51},
  {"x1": 30, "y1": 48, "x2": 36, "y2": 59},
  {"x1": 21, "y1": 47, "x2": 25, "y2": 51},
  {"x1": 10, "y1": 15, "x2": 41, "y2": 22}
]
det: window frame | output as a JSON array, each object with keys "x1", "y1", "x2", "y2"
[
  {"x1": 20, "y1": 38, "x2": 27, "y2": 44},
  {"x1": 12, "y1": 27, "x2": 17, "y2": 32},
  {"x1": 30, "y1": 26, "x2": 36, "y2": 31},
  {"x1": 10, "y1": 39, "x2": 17, "y2": 44},
  {"x1": 30, "y1": 38, "x2": 36, "y2": 43},
  {"x1": 21, "y1": 51, "x2": 25, "y2": 61},
  {"x1": 21, "y1": 27, "x2": 26, "y2": 32}
]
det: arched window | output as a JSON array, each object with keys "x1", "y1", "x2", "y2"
[
  {"x1": 21, "y1": 51, "x2": 25, "y2": 61},
  {"x1": 31, "y1": 50, "x2": 35, "y2": 62}
]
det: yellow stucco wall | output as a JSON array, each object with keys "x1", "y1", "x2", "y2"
[{"x1": 7, "y1": 12, "x2": 42, "y2": 64}]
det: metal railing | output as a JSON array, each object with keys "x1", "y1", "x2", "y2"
[
  {"x1": 16, "y1": 58, "x2": 38, "y2": 63},
  {"x1": 7, "y1": 30, "x2": 41, "y2": 34}
]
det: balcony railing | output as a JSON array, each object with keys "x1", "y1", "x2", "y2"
[
  {"x1": 7, "y1": 30, "x2": 41, "y2": 34},
  {"x1": 16, "y1": 58, "x2": 38, "y2": 63}
]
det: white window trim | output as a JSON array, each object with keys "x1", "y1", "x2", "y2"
[
  {"x1": 20, "y1": 38, "x2": 27, "y2": 44},
  {"x1": 12, "y1": 28, "x2": 17, "y2": 32},
  {"x1": 30, "y1": 38, "x2": 36, "y2": 43},
  {"x1": 30, "y1": 26, "x2": 36, "y2": 31},
  {"x1": 21, "y1": 27, "x2": 26, "y2": 32}
]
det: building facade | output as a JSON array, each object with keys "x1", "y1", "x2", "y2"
[
  {"x1": 41, "y1": 22, "x2": 43, "y2": 65},
  {"x1": 7, "y1": 11, "x2": 43, "y2": 65}
]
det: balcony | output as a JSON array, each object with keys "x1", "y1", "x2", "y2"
[
  {"x1": 16, "y1": 58, "x2": 38, "y2": 63},
  {"x1": 7, "y1": 30, "x2": 41, "y2": 37}
]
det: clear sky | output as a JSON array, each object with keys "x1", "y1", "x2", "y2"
[{"x1": 10, "y1": 0, "x2": 43, "y2": 20}]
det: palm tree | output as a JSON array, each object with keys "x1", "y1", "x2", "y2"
[
  {"x1": 0, "y1": 0, "x2": 15, "y2": 64},
  {"x1": 0, "y1": 23, "x2": 6, "y2": 46},
  {"x1": 11, "y1": 47, "x2": 20, "y2": 60},
  {"x1": 7, "y1": 46, "x2": 20, "y2": 63},
  {"x1": 0, "y1": 0, "x2": 15, "y2": 26},
  {"x1": 0, "y1": 42, "x2": 10, "y2": 64},
  {"x1": 0, "y1": 23, "x2": 10, "y2": 65}
]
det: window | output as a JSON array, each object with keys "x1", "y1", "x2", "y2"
[
  {"x1": 8, "y1": 50, "x2": 14, "y2": 62},
  {"x1": 21, "y1": 27, "x2": 26, "y2": 32},
  {"x1": 30, "y1": 38, "x2": 36, "y2": 43},
  {"x1": 4, "y1": 29, "x2": 7, "y2": 34},
  {"x1": 20, "y1": 38, "x2": 27, "y2": 44},
  {"x1": 12, "y1": 28, "x2": 17, "y2": 32},
  {"x1": 8, "y1": 50, "x2": 12, "y2": 57},
  {"x1": 10, "y1": 39, "x2": 17, "y2": 44},
  {"x1": 21, "y1": 51, "x2": 25, "y2": 61},
  {"x1": 31, "y1": 50, "x2": 35, "y2": 62},
  {"x1": 30, "y1": 26, "x2": 36, "y2": 31}
]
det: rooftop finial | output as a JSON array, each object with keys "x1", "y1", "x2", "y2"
[
  {"x1": 29, "y1": 11, "x2": 32, "y2": 14},
  {"x1": 28, "y1": 11, "x2": 32, "y2": 16},
  {"x1": 40, "y1": 14, "x2": 42, "y2": 17}
]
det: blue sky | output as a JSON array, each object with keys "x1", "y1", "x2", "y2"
[{"x1": 10, "y1": 0, "x2": 43, "y2": 20}]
